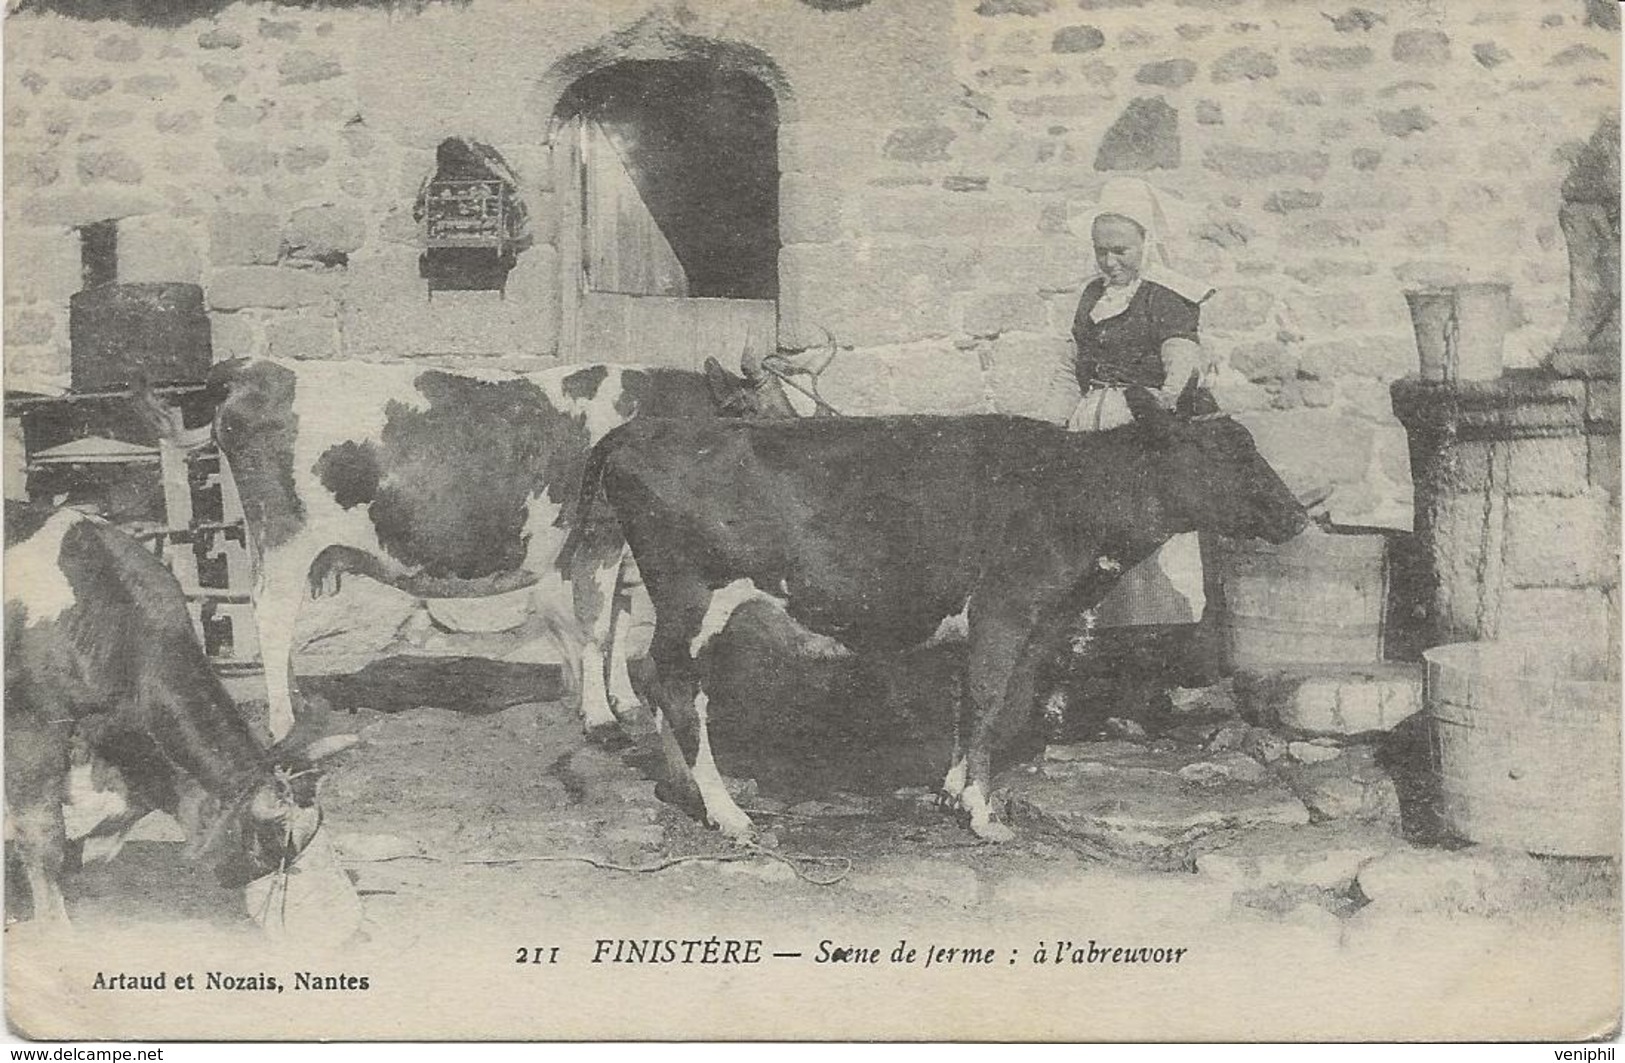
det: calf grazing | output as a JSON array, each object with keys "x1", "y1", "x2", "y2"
[
  {"x1": 572, "y1": 384, "x2": 1308, "y2": 841},
  {"x1": 156, "y1": 351, "x2": 816, "y2": 743},
  {"x1": 4, "y1": 502, "x2": 349, "y2": 923}
]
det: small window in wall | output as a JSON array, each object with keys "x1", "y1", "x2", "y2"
[
  {"x1": 414, "y1": 138, "x2": 531, "y2": 298},
  {"x1": 79, "y1": 220, "x2": 118, "y2": 289}
]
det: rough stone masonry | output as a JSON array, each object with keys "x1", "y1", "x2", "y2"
[{"x1": 3, "y1": 0, "x2": 1619, "y2": 530}]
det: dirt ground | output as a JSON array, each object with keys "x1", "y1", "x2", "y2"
[{"x1": 8, "y1": 637, "x2": 1622, "y2": 1042}]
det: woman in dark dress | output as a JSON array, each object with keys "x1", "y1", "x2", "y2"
[{"x1": 1064, "y1": 179, "x2": 1215, "y2": 628}]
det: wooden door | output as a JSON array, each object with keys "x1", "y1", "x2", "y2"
[{"x1": 557, "y1": 114, "x2": 776, "y2": 370}]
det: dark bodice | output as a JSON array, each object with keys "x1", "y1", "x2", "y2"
[{"x1": 1070, "y1": 278, "x2": 1202, "y2": 392}]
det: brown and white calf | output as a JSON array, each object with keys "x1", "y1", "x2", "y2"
[{"x1": 170, "y1": 354, "x2": 811, "y2": 742}]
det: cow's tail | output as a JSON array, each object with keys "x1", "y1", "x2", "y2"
[{"x1": 556, "y1": 425, "x2": 629, "y2": 579}]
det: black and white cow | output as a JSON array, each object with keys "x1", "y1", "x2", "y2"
[
  {"x1": 570, "y1": 384, "x2": 1309, "y2": 841},
  {"x1": 4, "y1": 502, "x2": 350, "y2": 922},
  {"x1": 179, "y1": 354, "x2": 812, "y2": 742}
]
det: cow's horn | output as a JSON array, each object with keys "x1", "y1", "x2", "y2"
[{"x1": 740, "y1": 345, "x2": 764, "y2": 382}]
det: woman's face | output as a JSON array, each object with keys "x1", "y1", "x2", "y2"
[{"x1": 1092, "y1": 215, "x2": 1145, "y2": 288}]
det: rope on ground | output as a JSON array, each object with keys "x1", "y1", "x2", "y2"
[{"x1": 353, "y1": 844, "x2": 853, "y2": 886}]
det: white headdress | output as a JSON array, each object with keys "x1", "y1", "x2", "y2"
[{"x1": 1092, "y1": 178, "x2": 1215, "y2": 305}]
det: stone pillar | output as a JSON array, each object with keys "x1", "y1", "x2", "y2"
[{"x1": 1390, "y1": 372, "x2": 1620, "y2": 656}]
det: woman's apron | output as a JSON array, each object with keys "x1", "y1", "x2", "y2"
[{"x1": 1066, "y1": 387, "x2": 1205, "y2": 628}]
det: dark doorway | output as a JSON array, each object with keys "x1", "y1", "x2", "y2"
[{"x1": 556, "y1": 61, "x2": 779, "y2": 300}]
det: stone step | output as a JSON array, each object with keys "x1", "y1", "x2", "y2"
[
  {"x1": 1233, "y1": 662, "x2": 1424, "y2": 736},
  {"x1": 1001, "y1": 742, "x2": 1310, "y2": 869}
]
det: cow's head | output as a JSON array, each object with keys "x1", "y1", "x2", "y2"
[
  {"x1": 703, "y1": 355, "x2": 801, "y2": 418},
  {"x1": 1126, "y1": 378, "x2": 1308, "y2": 544},
  {"x1": 198, "y1": 735, "x2": 356, "y2": 889}
]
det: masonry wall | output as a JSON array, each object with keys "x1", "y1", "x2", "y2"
[{"x1": 4, "y1": 0, "x2": 1619, "y2": 527}]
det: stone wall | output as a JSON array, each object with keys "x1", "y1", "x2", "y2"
[{"x1": 4, "y1": 0, "x2": 1619, "y2": 528}]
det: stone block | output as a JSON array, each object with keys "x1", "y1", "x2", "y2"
[
  {"x1": 155, "y1": 110, "x2": 202, "y2": 135},
  {"x1": 1236, "y1": 664, "x2": 1424, "y2": 736},
  {"x1": 1228, "y1": 341, "x2": 1295, "y2": 382},
  {"x1": 285, "y1": 204, "x2": 366, "y2": 261},
  {"x1": 218, "y1": 139, "x2": 277, "y2": 176},
  {"x1": 6, "y1": 152, "x2": 59, "y2": 191},
  {"x1": 1504, "y1": 496, "x2": 1616, "y2": 587},
  {"x1": 4, "y1": 225, "x2": 81, "y2": 306},
  {"x1": 1299, "y1": 338, "x2": 1412, "y2": 381},
  {"x1": 1194, "y1": 822, "x2": 1401, "y2": 891},
  {"x1": 1094, "y1": 97, "x2": 1180, "y2": 171},
  {"x1": 1136, "y1": 59, "x2": 1197, "y2": 87},
  {"x1": 985, "y1": 333, "x2": 1074, "y2": 421},
  {"x1": 279, "y1": 50, "x2": 344, "y2": 85},
  {"x1": 1292, "y1": 46, "x2": 1373, "y2": 69},
  {"x1": 198, "y1": 27, "x2": 243, "y2": 49},
  {"x1": 1278, "y1": 744, "x2": 1400, "y2": 823},
  {"x1": 1211, "y1": 46, "x2": 1277, "y2": 82},
  {"x1": 1378, "y1": 107, "x2": 1436, "y2": 138},
  {"x1": 1237, "y1": 409, "x2": 1375, "y2": 496},
  {"x1": 258, "y1": 18, "x2": 301, "y2": 40},
  {"x1": 200, "y1": 63, "x2": 246, "y2": 90},
  {"x1": 962, "y1": 290, "x2": 1046, "y2": 337},
  {"x1": 882, "y1": 125, "x2": 955, "y2": 163},
  {"x1": 1589, "y1": 435, "x2": 1620, "y2": 496},
  {"x1": 77, "y1": 149, "x2": 144, "y2": 185},
  {"x1": 87, "y1": 110, "x2": 135, "y2": 131},
  {"x1": 1202, "y1": 286, "x2": 1275, "y2": 332},
  {"x1": 117, "y1": 216, "x2": 203, "y2": 285},
  {"x1": 122, "y1": 74, "x2": 178, "y2": 99},
  {"x1": 94, "y1": 34, "x2": 141, "y2": 62},
  {"x1": 264, "y1": 312, "x2": 340, "y2": 360},
  {"x1": 1473, "y1": 42, "x2": 1511, "y2": 69},
  {"x1": 878, "y1": 343, "x2": 988, "y2": 414},
  {"x1": 779, "y1": 242, "x2": 977, "y2": 349},
  {"x1": 1000, "y1": 742, "x2": 1310, "y2": 868},
  {"x1": 1393, "y1": 31, "x2": 1450, "y2": 65},
  {"x1": 1355, "y1": 847, "x2": 1550, "y2": 914},
  {"x1": 209, "y1": 312, "x2": 260, "y2": 361},
  {"x1": 210, "y1": 212, "x2": 283, "y2": 267},
  {"x1": 1549, "y1": 44, "x2": 1609, "y2": 67},
  {"x1": 1265, "y1": 190, "x2": 1322, "y2": 213},
  {"x1": 779, "y1": 176, "x2": 843, "y2": 245},
  {"x1": 208, "y1": 267, "x2": 333, "y2": 311},
  {"x1": 284, "y1": 145, "x2": 331, "y2": 175},
  {"x1": 1504, "y1": 436, "x2": 1590, "y2": 496},
  {"x1": 59, "y1": 75, "x2": 111, "y2": 100},
  {"x1": 862, "y1": 188, "x2": 1019, "y2": 240},
  {"x1": 1196, "y1": 100, "x2": 1223, "y2": 125},
  {"x1": 5, "y1": 306, "x2": 57, "y2": 346},
  {"x1": 1203, "y1": 145, "x2": 1329, "y2": 181},
  {"x1": 5, "y1": 344, "x2": 70, "y2": 389},
  {"x1": 813, "y1": 355, "x2": 895, "y2": 417},
  {"x1": 1052, "y1": 25, "x2": 1105, "y2": 53},
  {"x1": 1496, "y1": 588, "x2": 1617, "y2": 650},
  {"x1": 977, "y1": 0, "x2": 1052, "y2": 12}
]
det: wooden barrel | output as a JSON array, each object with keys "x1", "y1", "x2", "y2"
[
  {"x1": 1215, "y1": 527, "x2": 1389, "y2": 670},
  {"x1": 1424, "y1": 641, "x2": 1621, "y2": 856}
]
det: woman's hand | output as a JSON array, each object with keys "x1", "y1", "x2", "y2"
[{"x1": 1155, "y1": 337, "x2": 1210, "y2": 408}]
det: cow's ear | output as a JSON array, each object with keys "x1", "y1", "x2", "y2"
[
  {"x1": 1174, "y1": 372, "x2": 1220, "y2": 418},
  {"x1": 703, "y1": 357, "x2": 746, "y2": 410},
  {"x1": 1125, "y1": 385, "x2": 1173, "y2": 439}
]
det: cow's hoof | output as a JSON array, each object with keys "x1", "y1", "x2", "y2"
[
  {"x1": 584, "y1": 723, "x2": 632, "y2": 751},
  {"x1": 710, "y1": 813, "x2": 757, "y2": 845},
  {"x1": 971, "y1": 819, "x2": 1017, "y2": 843}
]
